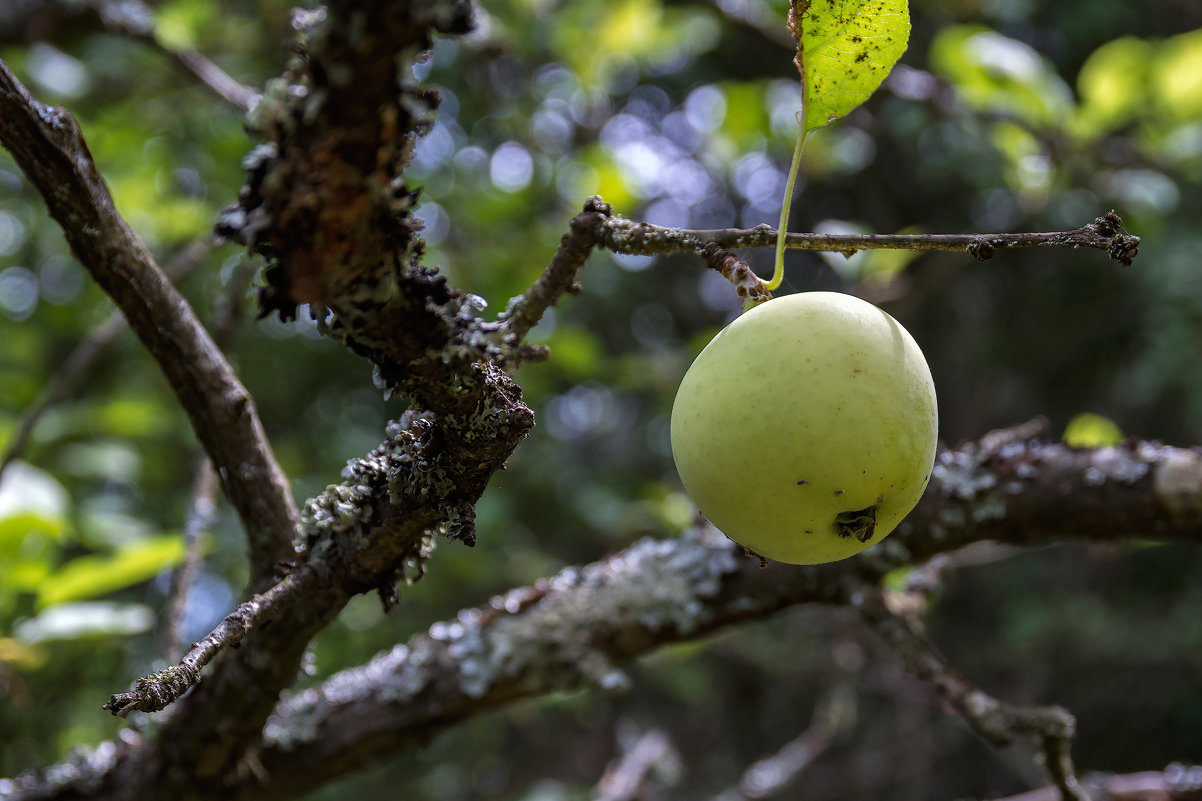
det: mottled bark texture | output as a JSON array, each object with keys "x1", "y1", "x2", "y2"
[
  {"x1": 231, "y1": 435, "x2": 1202, "y2": 801},
  {"x1": 6, "y1": 430, "x2": 1199, "y2": 801}
]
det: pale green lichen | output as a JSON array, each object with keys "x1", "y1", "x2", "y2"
[{"x1": 438, "y1": 532, "x2": 741, "y2": 699}]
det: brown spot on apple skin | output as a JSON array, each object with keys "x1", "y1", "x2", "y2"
[{"x1": 834, "y1": 506, "x2": 877, "y2": 542}]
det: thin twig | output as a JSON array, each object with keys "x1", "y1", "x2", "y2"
[
  {"x1": 158, "y1": 456, "x2": 219, "y2": 660},
  {"x1": 701, "y1": 242, "x2": 773, "y2": 306},
  {"x1": 0, "y1": 58, "x2": 298, "y2": 588},
  {"x1": 105, "y1": 565, "x2": 319, "y2": 717},
  {"x1": 593, "y1": 724, "x2": 680, "y2": 801},
  {"x1": 157, "y1": 257, "x2": 257, "y2": 658},
  {"x1": 497, "y1": 195, "x2": 609, "y2": 344},
  {"x1": 985, "y1": 764, "x2": 1202, "y2": 801},
  {"x1": 855, "y1": 585, "x2": 1089, "y2": 801},
  {"x1": 92, "y1": 0, "x2": 257, "y2": 110},
  {"x1": 712, "y1": 684, "x2": 856, "y2": 801},
  {"x1": 595, "y1": 208, "x2": 1140, "y2": 265},
  {"x1": 0, "y1": 236, "x2": 214, "y2": 483}
]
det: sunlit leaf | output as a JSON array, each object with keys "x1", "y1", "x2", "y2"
[
  {"x1": 14, "y1": 601, "x2": 154, "y2": 643},
  {"x1": 0, "y1": 636, "x2": 48, "y2": 670},
  {"x1": 1063, "y1": 413, "x2": 1123, "y2": 448},
  {"x1": 541, "y1": 326, "x2": 605, "y2": 381},
  {"x1": 37, "y1": 534, "x2": 185, "y2": 608},
  {"x1": 1153, "y1": 28, "x2": 1202, "y2": 121},
  {"x1": 857, "y1": 236, "x2": 920, "y2": 287},
  {"x1": 0, "y1": 462, "x2": 71, "y2": 558},
  {"x1": 788, "y1": 0, "x2": 911, "y2": 133},
  {"x1": 154, "y1": 0, "x2": 216, "y2": 50},
  {"x1": 551, "y1": 0, "x2": 720, "y2": 86},
  {"x1": 930, "y1": 25, "x2": 1074, "y2": 126},
  {"x1": 1075, "y1": 37, "x2": 1151, "y2": 134}
]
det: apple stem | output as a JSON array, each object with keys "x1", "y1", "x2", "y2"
[{"x1": 768, "y1": 116, "x2": 810, "y2": 292}]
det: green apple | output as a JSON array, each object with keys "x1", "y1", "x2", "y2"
[{"x1": 670, "y1": 291, "x2": 937, "y2": 565}]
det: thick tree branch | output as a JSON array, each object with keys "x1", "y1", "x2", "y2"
[
  {"x1": 232, "y1": 433, "x2": 1202, "y2": 798},
  {"x1": 103, "y1": 401, "x2": 528, "y2": 722},
  {"x1": 6, "y1": 429, "x2": 1201, "y2": 800},
  {"x1": 0, "y1": 59, "x2": 298, "y2": 589},
  {"x1": 59, "y1": 1, "x2": 542, "y2": 791},
  {"x1": 894, "y1": 430, "x2": 1202, "y2": 564},
  {"x1": 235, "y1": 528, "x2": 850, "y2": 801}
]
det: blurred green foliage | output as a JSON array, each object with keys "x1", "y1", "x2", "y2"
[{"x1": 1, "y1": 0, "x2": 1201, "y2": 798}]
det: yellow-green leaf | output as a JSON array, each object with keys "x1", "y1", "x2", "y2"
[
  {"x1": 1063, "y1": 413, "x2": 1123, "y2": 448},
  {"x1": 37, "y1": 534, "x2": 185, "y2": 608},
  {"x1": 789, "y1": 0, "x2": 911, "y2": 132},
  {"x1": 14, "y1": 602, "x2": 154, "y2": 643},
  {"x1": 0, "y1": 636, "x2": 48, "y2": 670}
]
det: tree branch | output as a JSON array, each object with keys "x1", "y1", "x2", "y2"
[
  {"x1": 855, "y1": 585, "x2": 1087, "y2": 801},
  {"x1": 97, "y1": 0, "x2": 258, "y2": 112},
  {"x1": 235, "y1": 527, "x2": 847, "y2": 801},
  {"x1": 710, "y1": 684, "x2": 856, "y2": 801},
  {"x1": 593, "y1": 207, "x2": 1140, "y2": 266},
  {"x1": 0, "y1": 59, "x2": 298, "y2": 589},
  {"x1": 74, "y1": 0, "x2": 545, "y2": 790},
  {"x1": 893, "y1": 427, "x2": 1202, "y2": 565},
  {"x1": 234, "y1": 433, "x2": 1202, "y2": 799},
  {"x1": 104, "y1": 566, "x2": 322, "y2": 717},
  {"x1": 593, "y1": 725, "x2": 680, "y2": 801},
  {"x1": 158, "y1": 256, "x2": 258, "y2": 659},
  {"x1": 7, "y1": 427, "x2": 1201, "y2": 800},
  {"x1": 157, "y1": 456, "x2": 219, "y2": 660},
  {"x1": 496, "y1": 195, "x2": 609, "y2": 345},
  {"x1": 0, "y1": 0, "x2": 256, "y2": 109},
  {"x1": 986, "y1": 764, "x2": 1202, "y2": 801}
]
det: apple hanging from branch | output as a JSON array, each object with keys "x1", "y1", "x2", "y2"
[{"x1": 670, "y1": 292, "x2": 937, "y2": 565}]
